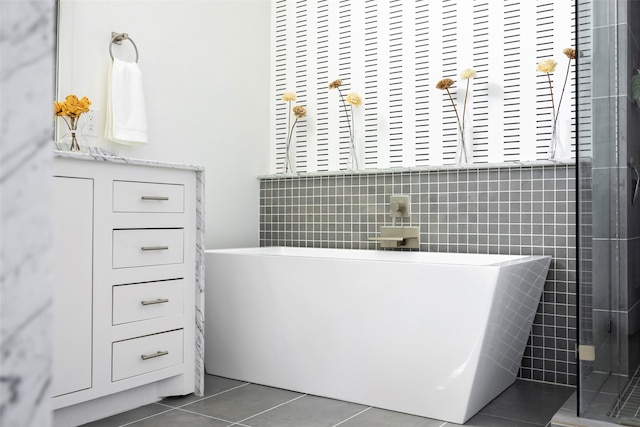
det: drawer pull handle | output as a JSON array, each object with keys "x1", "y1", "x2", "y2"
[
  {"x1": 141, "y1": 350, "x2": 169, "y2": 360},
  {"x1": 141, "y1": 298, "x2": 169, "y2": 306},
  {"x1": 141, "y1": 196, "x2": 169, "y2": 201},
  {"x1": 141, "y1": 246, "x2": 169, "y2": 251}
]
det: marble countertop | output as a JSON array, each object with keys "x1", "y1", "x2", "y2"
[{"x1": 53, "y1": 149, "x2": 205, "y2": 172}]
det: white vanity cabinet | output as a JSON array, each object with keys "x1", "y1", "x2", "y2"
[
  {"x1": 52, "y1": 154, "x2": 201, "y2": 422},
  {"x1": 52, "y1": 176, "x2": 93, "y2": 397}
]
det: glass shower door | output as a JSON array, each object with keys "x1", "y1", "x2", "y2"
[{"x1": 577, "y1": 0, "x2": 640, "y2": 423}]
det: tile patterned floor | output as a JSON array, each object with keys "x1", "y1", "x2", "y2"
[{"x1": 82, "y1": 375, "x2": 574, "y2": 427}]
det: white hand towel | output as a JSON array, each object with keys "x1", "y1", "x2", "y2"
[{"x1": 106, "y1": 58, "x2": 148, "y2": 145}]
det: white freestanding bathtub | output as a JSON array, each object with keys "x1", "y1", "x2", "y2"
[{"x1": 204, "y1": 247, "x2": 551, "y2": 424}]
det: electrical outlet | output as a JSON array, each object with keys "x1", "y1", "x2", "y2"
[{"x1": 84, "y1": 110, "x2": 98, "y2": 137}]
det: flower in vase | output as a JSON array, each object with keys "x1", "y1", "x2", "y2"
[
  {"x1": 282, "y1": 92, "x2": 296, "y2": 102},
  {"x1": 536, "y1": 59, "x2": 557, "y2": 74},
  {"x1": 537, "y1": 49, "x2": 575, "y2": 160},
  {"x1": 459, "y1": 68, "x2": 476, "y2": 136},
  {"x1": 436, "y1": 78, "x2": 454, "y2": 90},
  {"x1": 437, "y1": 70, "x2": 475, "y2": 163},
  {"x1": 346, "y1": 92, "x2": 362, "y2": 107},
  {"x1": 293, "y1": 105, "x2": 307, "y2": 119},
  {"x1": 460, "y1": 68, "x2": 477, "y2": 80},
  {"x1": 563, "y1": 48, "x2": 576, "y2": 60},
  {"x1": 329, "y1": 78, "x2": 363, "y2": 169},
  {"x1": 282, "y1": 91, "x2": 306, "y2": 173},
  {"x1": 54, "y1": 94, "x2": 92, "y2": 151},
  {"x1": 537, "y1": 49, "x2": 575, "y2": 127},
  {"x1": 328, "y1": 79, "x2": 342, "y2": 90}
]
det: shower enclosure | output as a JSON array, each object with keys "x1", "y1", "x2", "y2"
[{"x1": 578, "y1": 0, "x2": 640, "y2": 423}]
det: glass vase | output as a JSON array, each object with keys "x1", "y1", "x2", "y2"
[
  {"x1": 347, "y1": 136, "x2": 360, "y2": 171},
  {"x1": 60, "y1": 129, "x2": 82, "y2": 152},
  {"x1": 548, "y1": 116, "x2": 570, "y2": 161},
  {"x1": 283, "y1": 149, "x2": 295, "y2": 173},
  {"x1": 455, "y1": 121, "x2": 472, "y2": 165}
]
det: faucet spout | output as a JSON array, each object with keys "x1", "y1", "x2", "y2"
[{"x1": 368, "y1": 226, "x2": 420, "y2": 249}]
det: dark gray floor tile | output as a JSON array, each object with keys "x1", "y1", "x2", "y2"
[
  {"x1": 558, "y1": 391, "x2": 577, "y2": 411},
  {"x1": 126, "y1": 409, "x2": 232, "y2": 426},
  {"x1": 181, "y1": 383, "x2": 303, "y2": 422},
  {"x1": 204, "y1": 375, "x2": 250, "y2": 396},
  {"x1": 80, "y1": 403, "x2": 169, "y2": 426},
  {"x1": 477, "y1": 380, "x2": 575, "y2": 425},
  {"x1": 452, "y1": 413, "x2": 543, "y2": 427},
  {"x1": 160, "y1": 375, "x2": 248, "y2": 408},
  {"x1": 337, "y1": 407, "x2": 444, "y2": 427},
  {"x1": 242, "y1": 394, "x2": 367, "y2": 427}
]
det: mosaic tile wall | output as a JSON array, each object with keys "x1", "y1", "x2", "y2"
[{"x1": 260, "y1": 163, "x2": 577, "y2": 386}]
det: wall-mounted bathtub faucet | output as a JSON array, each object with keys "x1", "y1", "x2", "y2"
[
  {"x1": 368, "y1": 226, "x2": 420, "y2": 249},
  {"x1": 369, "y1": 195, "x2": 418, "y2": 248}
]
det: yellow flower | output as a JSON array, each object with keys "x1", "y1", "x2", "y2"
[
  {"x1": 536, "y1": 59, "x2": 557, "y2": 74},
  {"x1": 53, "y1": 94, "x2": 92, "y2": 119},
  {"x1": 328, "y1": 79, "x2": 342, "y2": 90},
  {"x1": 460, "y1": 68, "x2": 476, "y2": 80},
  {"x1": 563, "y1": 48, "x2": 576, "y2": 60},
  {"x1": 54, "y1": 101, "x2": 65, "y2": 116},
  {"x1": 292, "y1": 105, "x2": 307, "y2": 118},
  {"x1": 282, "y1": 92, "x2": 296, "y2": 102},
  {"x1": 53, "y1": 94, "x2": 92, "y2": 152},
  {"x1": 78, "y1": 96, "x2": 91, "y2": 111},
  {"x1": 345, "y1": 92, "x2": 362, "y2": 107}
]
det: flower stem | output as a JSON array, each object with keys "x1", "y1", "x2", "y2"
[
  {"x1": 462, "y1": 79, "x2": 470, "y2": 130},
  {"x1": 60, "y1": 116, "x2": 72, "y2": 130},
  {"x1": 546, "y1": 72, "x2": 556, "y2": 123},
  {"x1": 349, "y1": 105, "x2": 359, "y2": 169},
  {"x1": 446, "y1": 88, "x2": 467, "y2": 163},
  {"x1": 446, "y1": 88, "x2": 465, "y2": 143},
  {"x1": 284, "y1": 116, "x2": 298, "y2": 173},
  {"x1": 284, "y1": 101, "x2": 292, "y2": 172},
  {"x1": 337, "y1": 87, "x2": 356, "y2": 168},
  {"x1": 554, "y1": 59, "x2": 572, "y2": 127}
]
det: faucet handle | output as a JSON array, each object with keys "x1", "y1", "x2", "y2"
[{"x1": 390, "y1": 195, "x2": 410, "y2": 218}]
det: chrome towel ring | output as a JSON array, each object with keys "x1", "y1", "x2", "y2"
[{"x1": 109, "y1": 32, "x2": 139, "y2": 63}]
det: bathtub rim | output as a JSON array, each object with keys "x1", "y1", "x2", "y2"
[{"x1": 204, "y1": 246, "x2": 551, "y2": 268}]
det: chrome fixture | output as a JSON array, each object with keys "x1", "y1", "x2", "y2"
[
  {"x1": 109, "y1": 31, "x2": 139, "y2": 63},
  {"x1": 630, "y1": 158, "x2": 639, "y2": 206},
  {"x1": 369, "y1": 226, "x2": 420, "y2": 249},
  {"x1": 390, "y1": 195, "x2": 410, "y2": 225}
]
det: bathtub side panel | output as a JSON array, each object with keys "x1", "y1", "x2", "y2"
[
  {"x1": 204, "y1": 251, "x2": 501, "y2": 422},
  {"x1": 463, "y1": 256, "x2": 552, "y2": 421}
]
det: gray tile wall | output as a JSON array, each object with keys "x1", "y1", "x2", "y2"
[
  {"x1": 586, "y1": 0, "x2": 640, "y2": 383},
  {"x1": 260, "y1": 163, "x2": 577, "y2": 386},
  {"x1": 622, "y1": 0, "x2": 640, "y2": 376}
]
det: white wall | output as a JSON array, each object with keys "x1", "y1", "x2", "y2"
[
  {"x1": 57, "y1": 0, "x2": 271, "y2": 249},
  {"x1": 270, "y1": 0, "x2": 576, "y2": 171}
]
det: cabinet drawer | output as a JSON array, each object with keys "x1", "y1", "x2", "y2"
[
  {"x1": 113, "y1": 229, "x2": 184, "y2": 268},
  {"x1": 112, "y1": 329, "x2": 183, "y2": 381},
  {"x1": 113, "y1": 181, "x2": 184, "y2": 213},
  {"x1": 113, "y1": 279, "x2": 184, "y2": 325}
]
